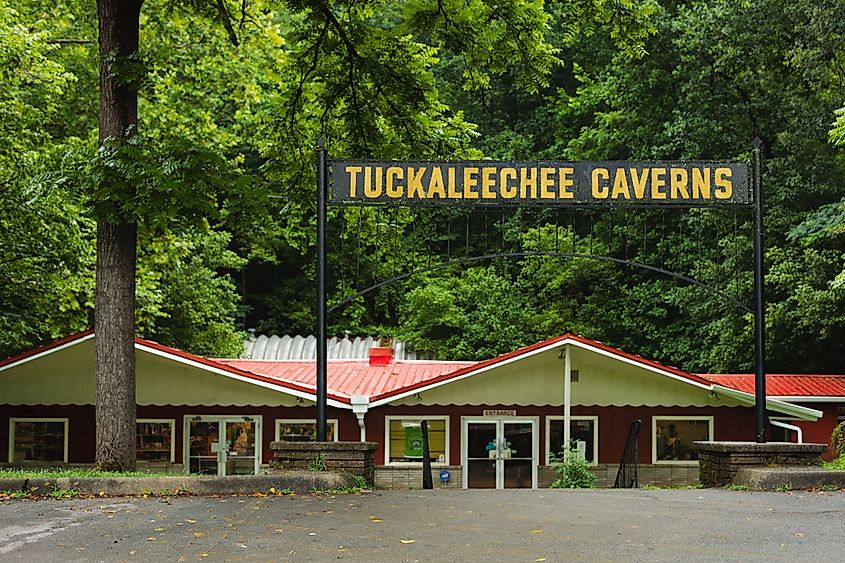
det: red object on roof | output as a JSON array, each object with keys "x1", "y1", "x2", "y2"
[{"x1": 702, "y1": 374, "x2": 845, "y2": 397}]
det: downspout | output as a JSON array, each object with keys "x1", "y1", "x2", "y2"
[
  {"x1": 769, "y1": 419, "x2": 803, "y2": 444},
  {"x1": 351, "y1": 395, "x2": 369, "y2": 442}
]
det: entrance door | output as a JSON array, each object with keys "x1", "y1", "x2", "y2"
[
  {"x1": 185, "y1": 416, "x2": 261, "y2": 475},
  {"x1": 462, "y1": 417, "x2": 538, "y2": 489}
]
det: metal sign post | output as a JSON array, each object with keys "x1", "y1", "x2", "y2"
[
  {"x1": 752, "y1": 138, "x2": 766, "y2": 443},
  {"x1": 316, "y1": 137, "x2": 328, "y2": 441}
]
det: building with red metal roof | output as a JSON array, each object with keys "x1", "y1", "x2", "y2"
[{"x1": 0, "y1": 331, "x2": 838, "y2": 488}]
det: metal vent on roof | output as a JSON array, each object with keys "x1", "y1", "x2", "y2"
[{"x1": 241, "y1": 334, "x2": 435, "y2": 361}]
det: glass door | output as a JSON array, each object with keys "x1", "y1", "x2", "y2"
[
  {"x1": 186, "y1": 416, "x2": 261, "y2": 475},
  {"x1": 502, "y1": 421, "x2": 534, "y2": 489},
  {"x1": 224, "y1": 420, "x2": 257, "y2": 475},
  {"x1": 466, "y1": 422, "x2": 498, "y2": 489},
  {"x1": 462, "y1": 418, "x2": 537, "y2": 489},
  {"x1": 188, "y1": 420, "x2": 220, "y2": 475}
]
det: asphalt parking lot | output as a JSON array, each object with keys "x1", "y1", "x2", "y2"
[{"x1": 1, "y1": 488, "x2": 844, "y2": 562}]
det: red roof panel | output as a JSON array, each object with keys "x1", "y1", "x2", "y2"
[{"x1": 702, "y1": 374, "x2": 845, "y2": 397}]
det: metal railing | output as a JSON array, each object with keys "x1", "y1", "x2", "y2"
[{"x1": 613, "y1": 419, "x2": 642, "y2": 488}]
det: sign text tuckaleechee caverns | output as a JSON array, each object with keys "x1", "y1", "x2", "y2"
[{"x1": 331, "y1": 160, "x2": 750, "y2": 205}]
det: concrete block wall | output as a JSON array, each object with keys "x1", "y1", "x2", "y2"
[{"x1": 375, "y1": 466, "x2": 463, "y2": 490}]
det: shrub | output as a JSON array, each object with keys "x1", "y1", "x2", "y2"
[
  {"x1": 549, "y1": 448, "x2": 596, "y2": 489},
  {"x1": 831, "y1": 421, "x2": 845, "y2": 458}
]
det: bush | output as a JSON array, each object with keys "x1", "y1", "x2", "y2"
[
  {"x1": 549, "y1": 448, "x2": 596, "y2": 489},
  {"x1": 831, "y1": 421, "x2": 845, "y2": 458}
]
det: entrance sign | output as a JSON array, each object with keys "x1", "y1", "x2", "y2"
[
  {"x1": 315, "y1": 138, "x2": 768, "y2": 447},
  {"x1": 332, "y1": 160, "x2": 750, "y2": 205}
]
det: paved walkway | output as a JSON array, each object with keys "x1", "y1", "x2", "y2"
[{"x1": 1, "y1": 488, "x2": 843, "y2": 562}]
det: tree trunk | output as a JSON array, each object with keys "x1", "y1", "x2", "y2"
[{"x1": 95, "y1": 0, "x2": 142, "y2": 471}]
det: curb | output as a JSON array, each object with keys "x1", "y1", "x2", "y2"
[
  {"x1": 0, "y1": 470, "x2": 356, "y2": 497},
  {"x1": 733, "y1": 466, "x2": 845, "y2": 491}
]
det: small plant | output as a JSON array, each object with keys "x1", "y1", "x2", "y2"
[
  {"x1": 47, "y1": 487, "x2": 82, "y2": 499},
  {"x1": 307, "y1": 453, "x2": 328, "y2": 472},
  {"x1": 774, "y1": 482, "x2": 792, "y2": 492},
  {"x1": 350, "y1": 473, "x2": 368, "y2": 490},
  {"x1": 725, "y1": 483, "x2": 749, "y2": 491},
  {"x1": 549, "y1": 448, "x2": 596, "y2": 489},
  {"x1": 818, "y1": 484, "x2": 840, "y2": 492}
]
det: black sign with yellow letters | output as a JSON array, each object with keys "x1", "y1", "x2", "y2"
[{"x1": 331, "y1": 160, "x2": 750, "y2": 205}]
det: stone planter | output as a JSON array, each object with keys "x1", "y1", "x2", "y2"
[
  {"x1": 270, "y1": 441, "x2": 379, "y2": 486},
  {"x1": 695, "y1": 441, "x2": 826, "y2": 487}
]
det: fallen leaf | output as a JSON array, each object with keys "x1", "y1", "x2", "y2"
[
  {"x1": 270, "y1": 487, "x2": 277, "y2": 494},
  {"x1": 194, "y1": 532, "x2": 205, "y2": 538},
  {"x1": 145, "y1": 537, "x2": 156, "y2": 542},
  {"x1": 536, "y1": 558, "x2": 547, "y2": 562},
  {"x1": 370, "y1": 519, "x2": 383, "y2": 523},
  {"x1": 155, "y1": 528, "x2": 165, "y2": 532},
  {"x1": 532, "y1": 530, "x2": 543, "y2": 534},
  {"x1": 186, "y1": 519, "x2": 197, "y2": 524},
  {"x1": 399, "y1": 539, "x2": 416, "y2": 544}
]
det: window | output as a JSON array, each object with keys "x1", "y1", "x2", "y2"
[
  {"x1": 546, "y1": 416, "x2": 598, "y2": 465},
  {"x1": 653, "y1": 416, "x2": 713, "y2": 464},
  {"x1": 137, "y1": 419, "x2": 175, "y2": 463},
  {"x1": 385, "y1": 416, "x2": 448, "y2": 465},
  {"x1": 275, "y1": 419, "x2": 338, "y2": 442},
  {"x1": 9, "y1": 418, "x2": 68, "y2": 463}
]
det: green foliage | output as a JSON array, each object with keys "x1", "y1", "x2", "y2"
[
  {"x1": 830, "y1": 422, "x2": 845, "y2": 459},
  {"x1": 821, "y1": 456, "x2": 845, "y2": 471},
  {"x1": 774, "y1": 482, "x2": 793, "y2": 493},
  {"x1": 549, "y1": 448, "x2": 596, "y2": 489},
  {"x1": 0, "y1": 467, "x2": 167, "y2": 478},
  {"x1": 307, "y1": 453, "x2": 328, "y2": 472}
]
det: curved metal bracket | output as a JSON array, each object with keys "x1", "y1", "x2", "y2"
[{"x1": 327, "y1": 251, "x2": 752, "y2": 315}]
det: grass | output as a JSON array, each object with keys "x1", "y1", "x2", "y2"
[
  {"x1": 774, "y1": 482, "x2": 793, "y2": 492},
  {"x1": 724, "y1": 483, "x2": 749, "y2": 491},
  {"x1": 0, "y1": 467, "x2": 188, "y2": 479},
  {"x1": 821, "y1": 456, "x2": 845, "y2": 471}
]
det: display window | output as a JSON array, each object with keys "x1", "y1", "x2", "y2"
[
  {"x1": 546, "y1": 416, "x2": 598, "y2": 465},
  {"x1": 275, "y1": 419, "x2": 338, "y2": 442},
  {"x1": 136, "y1": 419, "x2": 175, "y2": 463},
  {"x1": 653, "y1": 416, "x2": 713, "y2": 464},
  {"x1": 385, "y1": 416, "x2": 448, "y2": 465},
  {"x1": 9, "y1": 418, "x2": 68, "y2": 463}
]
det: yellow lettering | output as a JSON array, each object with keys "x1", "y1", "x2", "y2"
[
  {"x1": 407, "y1": 166, "x2": 426, "y2": 199},
  {"x1": 692, "y1": 167, "x2": 710, "y2": 199},
  {"x1": 592, "y1": 168, "x2": 610, "y2": 199},
  {"x1": 540, "y1": 167, "x2": 555, "y2": 199},
  {"x1": 447, "y1": 167, "x2": 462, "y2": 199},
  {"x1": 611, "y1": 168, "x2": 631, "y2": 199},
  {"x1": 363, "y1": 166, "x2": 383, "y2": 198},
  {"x1": 650, "y1": 168, "x2": 666, "y2": 200},
  {"x1": 715, "y1": 167, "x2": 733, "y2": 199},
  {"x1": 558, "y1": 167, "x2": 574, "y2": 199},
  {"x1": 345, "y1": 166, "x2": 362, "y2": 198},
  {"x1": 670, "y1": 167, "x2": 690, "y2": 199},
  {"x1": 520, "y1": 167, "x2": 538, "y2": 199},
  {"x1": 631, "y1": 168, "x2": 649, "y2": 199},
  {"x1": 386, "y1": 166, "x2": 403, "y2": 198},
  {"x1": 500, "y1": 168, "x2": 517, "y2": 198},
  {"x1": 428, "y1": 167, "x2": 447, "y2": 199},
  {"x1": 463, "y1": 167, "x2": 479, "y2": 199},
  {"x1": 482, "y1": 167, "x2": 497, "y2": 199}
]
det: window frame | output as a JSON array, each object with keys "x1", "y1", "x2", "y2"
[
  {"x1": 652, "y1": 415, "x2": 714, "y2": 465},
  {"x1": 274, "y1": 419, "x2": 339, "y2": 442},
  {"x1": 384, "y1": 415, "x2": 450, "y2": 466},
  {"x1": 136, "y1": 418, "x2": 176, "y2": 463},
  {"x1": 545, "y1": 415, "x2": 599, "y2": 466},
  {"x1": 8, "y1": 417, "x2": 69, "y2": 464}
]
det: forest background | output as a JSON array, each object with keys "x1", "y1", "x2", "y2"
[{"x1": 3, "y1": 0, "x2": 845, "y2": 375}]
